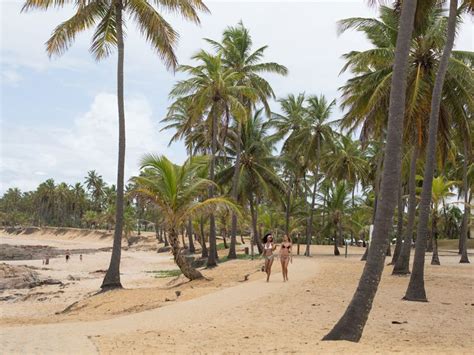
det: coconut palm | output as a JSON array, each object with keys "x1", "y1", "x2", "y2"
[
  {"x1": 23, "y1": 0, "x2": 209, "y2": 290},
  {"x1": 131, "y1": 155, "x2": 237, "y2": 280},
  {"x1": 320, "y1": 181, "x2": 353, "y2": 256},
  {"x1": 169, "y1": 50, "x2": 255, "y2": 267},
  {"x1": 292, "y1": 95, "x2": 336, "y2": 256},
  {"x1": 323, "y1": 0, "x2": 419, "y2": 342},
  {"x1": 404, "y1": 0, "x2": 469, "y2": 302},
  {"x1": 427, "y1": 176, "x2": 457, "y2": 264},
  {"x1": 338, "y1": 3, "x2": 473, "y2": 274},
  {"x1": 84, "y1": 170, "x2": 105, "y2": 212},
  {"x1": 206, "y1": 22, "x2": 287, "y2": 259},
  {"x1": 217, "y1": 109, "x2": 286, "y2": 254}
]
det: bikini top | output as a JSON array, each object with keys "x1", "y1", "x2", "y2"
[
  {"x1": 264, "y1": 243, "x2": 273, "y2": 250},
  {"x1": 281, "y1": 244, "x2": 291, "y2": 249}
]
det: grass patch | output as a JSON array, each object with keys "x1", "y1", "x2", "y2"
[
  {"x1": 145, "y1": 269, "x2": 182, "y2": 278},
  {"x1": 216, "y1": 241, "x2": 242, "y2": 250}
]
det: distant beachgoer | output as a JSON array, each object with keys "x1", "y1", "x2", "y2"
[
  {"x1": 279, "y1": 235, "x2": 293, "y2": 282},
  {"x1": 79, "y1": 254, "x2": 83, "y2": 262},
  {"x1": 262, "y1": 233, "x2": 276, "y2": 282},
  {"x1": 45, "y1": 255, "x2": 50, "y2": 265},
  {"x1": 65, "y1": 250, "x2": 70, "y2": 263}
]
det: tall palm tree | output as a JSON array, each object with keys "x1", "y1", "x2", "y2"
[
  {"x1": 338, "y1": 3, "x2": 473, "y2": 274},
  {"x1": 23, "y1": 0, "x2": 209, "y2": 289},
  {"x1": 170, "y1": 51, "x2": 255, "y2": 267},
  {"x1": 293, "y1": 95, "x2": 336, "y2": 256},
  {"x1": 323, "y1": 0, "x2": 419, "y2": 342},
  {"x1": 404, "y1": 0, "x2": 463, "y2": 302},
  {"x1": 320, "y1": 181, "x2": 353, "y2": 256},
  {"x1": 217, "y1": 109, "x2": 286, "y2": 254},
  {"x1": 271, "y1": 94, "x2": 308, "y2": 238},
  {"x1": 132, "y1": 155, "x2": 236, "y2": 280},
  {"x1": 85, "y1": 170, "x2": 105, "y2": 212},
  {"x1": 206, "y1": 22, "x2": 287, "y2": 259}
]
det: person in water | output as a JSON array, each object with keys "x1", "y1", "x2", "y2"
[
  {"x1": 65, "y1": 250, "x2": 70, "y2": 263},
  {"x1": 262, "y1": 233, "x2": 277, "y2": 282},
  {"x1": 279, "y1": 235, "x2": 293, "y2": 282}
]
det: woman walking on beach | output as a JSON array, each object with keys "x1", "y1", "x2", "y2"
[
  {"x1": 280, "y1": 235, "x2": 292, "y2": 282},
  {"x1": 263, "y1": 233, "x2": 276, "y2": 282}
]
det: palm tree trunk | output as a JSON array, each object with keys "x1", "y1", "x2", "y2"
[
  {"x1": 187, "y1": 218, "x2": 195, "y2": 253},
  {"x1": 101, "y1": 0, "x2": 125, "y2": 290},
  {"x1": 169, "y1": 228, "x2": 202, "y2": 280},
  {"x1": 207, "y1": 109, "x2": 219, "y2": 267},
  {"x1": 460, "y1": 140, "x2": 470, "y2": 263},
  {"x1": 323, "y1": 0, "x2": 417, "y2": 342},
  {"x1": 404, "y1": 0, "x2": 458, "y2": 302},
  {"x1": 285, "y1": 176, "x2": 292, "y2": 237},
  {"x1": 249, "y1": 195, "x2": 263, "y2": 254},
  {"x1": 305, "y1": 179, "x2": 318, "y2": 256},
  {"x1": 228, "y1": 123, "x2": 242, "y2": 259},
  {"x1": 431, "y1": 214, "x2": 440, "y2": 265},
  {"x1": 200, "y1": 216, "x2": 208, "y2": 258},
  {"x1": 390, "y1": 180, "x2": 404, "y2": 265},
  {"x1": 305, "y1": 139, "x2": 320, "y2": 256},
  {"x1": 393, "y1": 144, "x2": 419, "y2": 274}
]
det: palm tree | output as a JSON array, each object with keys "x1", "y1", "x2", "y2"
[
  {"x1": 323, "y1": 0, "x2": 419, "y2": 342},
  {"x1": 294, "y1": 95, "x2": 336, "y2": 256},
  {"x1": 132, "y1": 155, "x2": 237, "y2": 280},
  {"x1": 338, "y1": 3, "x2": 473, "y2": 273},
  {"x1": 206, "y1": 22, "x2": 287, "y2": 259},
  {"x1": 459, "y1": 133, "x2": 472, "y2": 263},
  {"x1": 271, "y1": 93, "x2": 308, "y2": 238},
  {"x1": 85, "y1": 170, "x2": 105, "y2": 212},
  {"x1": 320, "y1": 181, "x2": 353, "y2": 256},
  {"x1": 428, "y1": 176, "x2": 457, "y2": 264},
  {"x1": 23, "y1": 0, "x2": 209, "y2": 290},
  {"x1": 217, "y1": 109, "x2": 285, "y2": 254},
  {"x1": 170, "y1": 50, "x2": 254, "y2": 267},
  {"x1": 404, "y1": 0, "x2": 463, "y2": 302}
]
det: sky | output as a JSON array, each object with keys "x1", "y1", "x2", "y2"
[{"x1": 1, "y1": 0, "x2": 473, "y2": 194}]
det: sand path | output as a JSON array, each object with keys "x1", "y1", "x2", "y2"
[{"x1": 1, "y1": 258, "x2": 315, "y2": 354}]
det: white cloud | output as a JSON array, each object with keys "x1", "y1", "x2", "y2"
[
  {"x1": 1, "y1": 69, "x2": 22, "y2": 86},
  {"x1": 0, "y1": 93, "x2": 186, "y2": 192}
]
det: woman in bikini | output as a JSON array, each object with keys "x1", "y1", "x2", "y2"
[
  {"x1": 279, "y1": 235, "x2": 292, "y2": 282},
  {"x1": 262, "y1": 233, "x2": 276, "y2": 282}
]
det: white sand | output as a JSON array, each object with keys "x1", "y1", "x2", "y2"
[{"x1": 1, "y1": 230, "x2": 473, "y2": 354}]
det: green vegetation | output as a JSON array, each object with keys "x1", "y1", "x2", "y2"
[{"x1": 145, "y1": 270, "x2": 183, "y2": 278}]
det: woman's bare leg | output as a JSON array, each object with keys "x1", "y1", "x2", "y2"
[
  {"x1": 284, "y1": 259, "x2": 290, "y2": 281},
  {"x1": 281, "y1": 259, "x2": 286, "y2": 281},
  {"x1": 267, "y1": 258, "x2": 274, "y2": 282}
]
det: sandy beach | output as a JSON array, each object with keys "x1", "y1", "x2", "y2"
[{"x1": 0, "y1": 229, "x2": 473, "y2": 354}]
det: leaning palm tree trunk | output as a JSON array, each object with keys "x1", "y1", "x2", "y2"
[
  {"x1": 169, "y1": 228, "x2": 203, "y2": 280},
  {"x1": 322, "y1": 0, "x2": 418, "y2": 342},
  {"x1": 101, "y1": 1, "x2": 125, "y2": 290},
  {"x1": 228, "y1": 122, "x2": 242, "y2": 259},
  {"x1": 460, "y1": 140, "x2": 470, "y2": 263},
  {"x1": 393, "y1": 144, "x2": 419, "y2": 274},
  {"x1": 404, "y1": 0, "x2": 458, "y2": 302}
]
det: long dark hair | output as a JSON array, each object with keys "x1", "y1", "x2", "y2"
[{"x1": 262, "y1": 233, "x2": 273, "y2": 244}]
